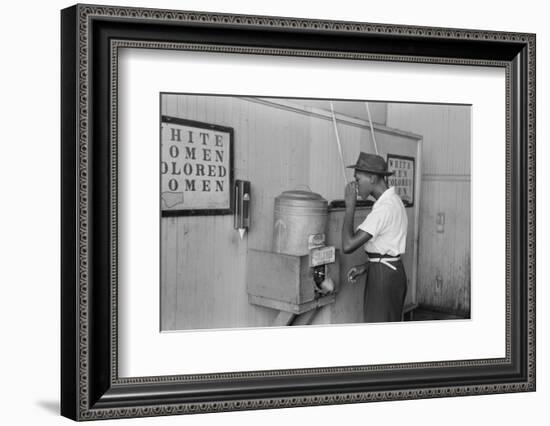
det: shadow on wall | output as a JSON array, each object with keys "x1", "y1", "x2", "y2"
[{"x1": 35, "y1": 400, "x2": 59, "y2": 416}]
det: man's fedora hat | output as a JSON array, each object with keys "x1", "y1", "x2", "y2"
[{"x1": 347, "y1": 152, "x2": 395, "y2": 176}]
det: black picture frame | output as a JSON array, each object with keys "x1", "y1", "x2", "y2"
[{"x1": 61, "y1": 4, "x2": 536, "y2": 421}]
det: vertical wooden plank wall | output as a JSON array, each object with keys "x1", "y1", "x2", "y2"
[
  {"x1": 161, "y1": 95, "x2": 280, "y2": 330},
  {"x1": 387, "y1": 104, "x2": 471, "y2": 316}
]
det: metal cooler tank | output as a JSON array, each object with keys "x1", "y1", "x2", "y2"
[{"x1": 272, "y1": 190, "x2": 328, "y2": 256}]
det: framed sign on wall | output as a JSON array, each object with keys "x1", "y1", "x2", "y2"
[
  {"x1": 160, "y1": 115, "x2": 234, "y2": 216},
  {"x1": 387, "y1": 154, "x2": 415, "y2": 207}
]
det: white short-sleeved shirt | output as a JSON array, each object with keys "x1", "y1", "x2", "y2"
[{"x1": 357, "y1": 187, "x2": 408, "y2": 256}]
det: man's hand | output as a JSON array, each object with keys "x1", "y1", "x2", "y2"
[
  {"x1": 347, "y1": 264, "x2": 368, "y2": 284},
  {"x1": 344, "y1": 181, "x2": 358, "y2": 209}
]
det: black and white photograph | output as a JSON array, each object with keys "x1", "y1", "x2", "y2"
[{"x1": 160, "y1": 94, "x2": 471, "y2": 331}]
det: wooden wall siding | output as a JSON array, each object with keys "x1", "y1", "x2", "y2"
[
  {"x1": 284, "y1": 99, "x2": 387, "y2": 126},
  {"x1": 246, "y1": 100, "x2": 311, "y2": 253},
  {"x1": 387, "y1": 104, "x2": 470, "y2": 176},
  {"x1": 387, "y1": 104, "x2": 471, "y2": 316},
  {"x1": 161, "y1": 95, "x2": 278, "y2": 330},
  {"x1": 416, "y1": 180, "x2": 471, "y2": 314},
  {"x1": 307, "y1": 110, "x2": 363, "y2": 198},
  {"x1": 161, "y1": 95, "x2": 419, "y2": 330}
]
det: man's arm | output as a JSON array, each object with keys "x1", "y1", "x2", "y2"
[{"x1": 342, "y1": 182, "x2": 372, "y2": 254}]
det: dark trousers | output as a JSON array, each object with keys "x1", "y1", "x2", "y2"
[{"x1": 363, "y1": 259, "x2": 407, "y2": 323}]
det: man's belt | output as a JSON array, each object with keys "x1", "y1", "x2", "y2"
[{"x1": 366, "y1": 253, "x2": 401, "y2": 271}]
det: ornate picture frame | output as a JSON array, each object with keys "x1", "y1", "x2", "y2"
[{"x1": 61, "y1": 4, "x2": 535, "y2": 421}]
